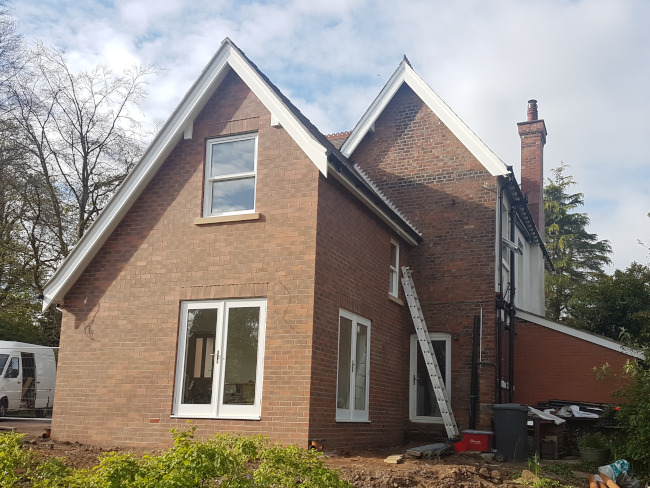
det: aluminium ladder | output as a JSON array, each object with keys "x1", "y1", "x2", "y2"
[{"x1": 401, "y1": 266, "x2": 460, "y2": 439}]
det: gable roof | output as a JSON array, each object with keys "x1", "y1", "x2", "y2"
[
  {"x1": 340, "y1": 58, "x2": 510, "y2": 178},
  {"x1": 42, "y1": 39, "x2": 421, "y2": 311},
  {"x1": 517, "y1": 310, "x2": 644, "y2": 359}
]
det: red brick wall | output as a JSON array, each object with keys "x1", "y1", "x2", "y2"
[
  {"x1": 518, "y1": 120, "x2": 546, "y2": 240},
  {"x1": 515, "y1": 320, "x2": 630, "y2": 405},
  {"x1": 350, "y1": 85, "x2": 499, "y2": 431},
  {"x1": 309, "y1": 174, "x2": 414, "y2": 448},
  {"x1": 52, "y1": 70, "x2": 321, "y2": 448}
]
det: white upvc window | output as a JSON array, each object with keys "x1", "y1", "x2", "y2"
[
  {"x1": 389, "y1": 239, "x2": 400, "y2": 297},
  {"x1": 501, "y1": 202, "x2": 511, "y2": 268},
  {"x1": 336, "y1": 310, "x2": 371, "y2": 422},
  {"x1": 203, "y1": 133, "x2": 258, "y2": 217},
  {"x1": 409, "y1": 333, "x2": 451, "y2": 423},
  {"x1": 173, "y1": 299, "x2": 267, "y2": 419}
]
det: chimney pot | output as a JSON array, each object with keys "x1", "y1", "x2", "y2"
[{"x1": 527, "y1": 99, "x2": 538, "y2": 121}]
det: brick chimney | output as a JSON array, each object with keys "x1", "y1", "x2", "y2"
[{"x1": 517, "y1": 100, "x2": 547, "y2": 240}]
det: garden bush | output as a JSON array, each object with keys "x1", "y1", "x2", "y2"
[{"x1": 0, "y1": 427, "x2": 352, "y2": 487}]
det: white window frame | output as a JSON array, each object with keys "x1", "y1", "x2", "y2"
[
  {"x1": 173, "y1": 298, "x2": 267, "y2": 419},
  {"x1": 389, "y1": 239, "x2": 400, "y2": 297},
  {"x1": 203, "y1": 133, "x2": 258, "y2": 218},
  {"x1": 408, "y1": 333, "x2": 451, "y2": 423},
  {"x1": 336, "y1": 309, "x2": 371, "y2": 422},
  {"x1": 501, "y1": 202, "x2": 511, "y2": 269}
]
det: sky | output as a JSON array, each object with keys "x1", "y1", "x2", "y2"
[{"x1": 12, "y1": 0, "x2": 650, "y2": 272}]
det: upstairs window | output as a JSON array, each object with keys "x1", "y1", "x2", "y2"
[
  {"x1": 389, "y1": 240, "x2": 400, "y2": 297},
  {"x1": 204, "y1": 133, "x2": 258, "y2": 217}
]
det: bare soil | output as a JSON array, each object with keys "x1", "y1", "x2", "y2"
[{"x1": 5, "y1": 421, "x2": 570, "y2": 487}]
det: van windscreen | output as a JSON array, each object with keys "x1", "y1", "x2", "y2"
[{"x1": 0, "y1": 354, "x2": 7, "y2": 374}]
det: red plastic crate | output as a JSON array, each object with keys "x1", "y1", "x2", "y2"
[{"x1": 462, "y1": 429, "x2": 493, "y2": 452}]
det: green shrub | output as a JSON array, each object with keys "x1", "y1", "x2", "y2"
[
  {"x1": 1, "y1": 428, "x2": 352, "y2": 487},
  {"x1": 0, "y1": 432, "x2": 32, "y2": 487},
  {"x1": 615, "y1": 358, "x2": 650, "y2": 474}
]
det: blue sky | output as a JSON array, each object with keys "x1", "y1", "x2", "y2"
[{"x1": 13, "y1": 0, "x2": 650, "y2": 272}]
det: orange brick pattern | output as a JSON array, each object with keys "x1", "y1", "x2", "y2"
[{"x1": 515, "y1": 320, "x2": 628, "y2": 405}]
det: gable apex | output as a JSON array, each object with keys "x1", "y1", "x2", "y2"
[
  {"x1": 41, "y1": 39, "x2": 332, "y2": 311},
  {"x1": 340, "y1": 59, "x2": 509, "y2": 177}
]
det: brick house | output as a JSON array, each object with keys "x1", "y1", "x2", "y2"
[{"x1": 41, "y1": 39, "x2": 637, "y2": 449}]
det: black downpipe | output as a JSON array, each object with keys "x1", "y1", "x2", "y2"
[
  {"x1": 469, "y1": 315, "x2": 480, "y2": 429},
  {"x1": 508, "y1": 204, "x2": 516, "y2": 403},
  {"x1": 496, "y1": 183, "x2": 505, "y2": 404}
]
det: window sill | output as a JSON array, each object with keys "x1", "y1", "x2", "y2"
[
  {"x1": 388, "y1": 294, "x2": 404, "y2": 306},
  {"x1": 194, "y1": 212, "x2": 261, "y2": 225},
  {"x1": 335, "y1": 419, "x2": 371, "y2": 423},
  {"x1": 170, "y1": 414, "x2": 261, "y2": 421}
]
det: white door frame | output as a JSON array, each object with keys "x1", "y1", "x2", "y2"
[{"x1": 408, "y1": 333, "x2": 451, "y2": 423}]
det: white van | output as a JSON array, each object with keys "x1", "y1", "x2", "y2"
[{"x1": 0, "y1": 341, "x2": 56, "y2": 417}]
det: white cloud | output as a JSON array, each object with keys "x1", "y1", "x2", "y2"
[{"x1": 12, "y1": 0, "x2": 650, "y2": 271}]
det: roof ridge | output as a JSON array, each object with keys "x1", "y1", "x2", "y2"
[{"x1": 326, "y1": 131, "x2": 351, "y2": 140}]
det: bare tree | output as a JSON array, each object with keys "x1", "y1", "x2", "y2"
[{"x1": 4, "y1": 42, "x2": 156, "y2": 272}]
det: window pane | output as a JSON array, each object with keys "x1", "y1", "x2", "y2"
[
  {"x1": 5, "y1": 357, "x2": 19, "y2": 378},
  {"x1": 211, "y1": 178, "x2": 255, "y2": 214},
  {"x1": 210, "y1": 138, "x2": 255, "y2": 177},
  {"x1": 354, "y1": 323, "x2": 368, "y2": 411},
  {"x1": 391, "y1": 243, "x2": 397, "y2": 267},
  {"x1": 204, "y1": 337, "x2": 214, "y2": 378},
  {"x1": 337, "y1": 317, "x2": 352, "y2": 410},
  {"x1": 416, "y1": 340, "x2": 446, "y2": 417},
  {"x1": 182, "y1": 308, "x2": 218, "y2": 404},
  {"x1": 223, "y1": 307, "x2": 260, "y2": 405},
  {"x1": 0, "y1": 354, "x2": 7, "y2": 374}
]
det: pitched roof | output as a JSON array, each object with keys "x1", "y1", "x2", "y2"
[
  {"x1": 42, "y1": 39, "x2": 421, "y2": 311},
  {"x1": 517, "y1": 310, "x2": 644, "y2": 359},
  {"x1": 340, "y1": 59, "x2": 510, "y2": 177}
]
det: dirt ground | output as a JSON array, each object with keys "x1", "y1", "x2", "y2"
[{"x1": 2, "y1": 419, "x2": 583, "y2": 487}]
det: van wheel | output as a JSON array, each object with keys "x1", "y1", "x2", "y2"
[{"x1": 0, "y1": 399, "x2": 7, "y2": 417}]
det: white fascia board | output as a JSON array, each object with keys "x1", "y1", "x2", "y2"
[
  {"x1": 517, "y1": 310, "x2": 645, "y2": 360},
  {"x1": 42, "y1": 47, "x2": 235, "y2": 311},
  {"x1": 328, "y1": 163, "x2": 419, "y2": 247},
  {"x1": 341, "y1": 62, "x2": 509, "y2": 178},
  {"x1": 227, "y1": 53, "x2": 329, "y2": 176},
  {"x1": 340, "y1": 63, "x2": 407, "y2": 159}
]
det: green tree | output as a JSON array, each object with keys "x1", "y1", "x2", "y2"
[
  {"x1": 567, "y1": 262, "x2": 650, "y2": 345},
  {"x1": 544, "y1": 163, "x2": 612, "y2": 321}
]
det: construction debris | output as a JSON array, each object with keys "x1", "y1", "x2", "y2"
[
  {"x1": 383, "y1": 454, "x2": 405, "y2": 464},
  {"x1": 406, "y1": 443, "x2": 455, "y2": 459}
]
